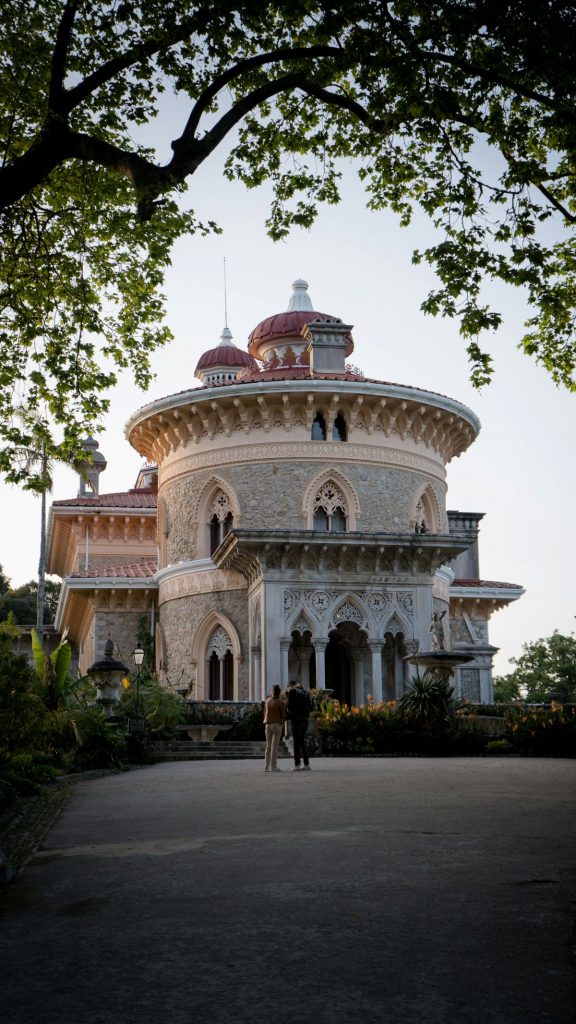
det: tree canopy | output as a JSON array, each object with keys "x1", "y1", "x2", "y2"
[
  {"x1": 0, "y1": 568, "x2": 61, "y2": 624},
  {"x1": 3, "y1": 1, "x2": 576, "y2": 481},
  {"x1": 493, "y1": 631, "x2": 576, "y2": 703}
]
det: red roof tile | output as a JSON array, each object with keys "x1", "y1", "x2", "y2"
[
  {"x1": 53, "y1": 489, "x2": 157, "y2": 509},
  {"x1": 69, "y1": 560, "x2": 158, "y2": 580},
  {"x1": 195, "y1": 345, "x2": 257, "y2": 372}
]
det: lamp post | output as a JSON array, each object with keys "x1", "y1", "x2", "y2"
[{"x1": 127, "y1": 642, "x2": 146, "y2": 763}]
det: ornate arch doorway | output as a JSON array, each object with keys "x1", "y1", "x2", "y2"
[{"x1": 325, "y1": 622, "x2": 367, "y2": 705}]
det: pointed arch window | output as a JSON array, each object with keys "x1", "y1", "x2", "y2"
[
  {"x1": 208, "y1": 490, "x2": 234, "y2": 555},
  {"x1": 332, "y1": 412, "x2": 347, "y2": 442},
  {"x1": 313, "y1": 480, "x2": 347, "y2": 533},
  {"x1": 207, "y1": 626, "x2": 234, "y2": 700},
  {"x1": 311, "y1": 412, "x2": 326, "y2": 440}
]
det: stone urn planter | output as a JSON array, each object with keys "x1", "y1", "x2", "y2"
[{"x1": 177, "y1": 724, "x2": 233, "y2": 742}]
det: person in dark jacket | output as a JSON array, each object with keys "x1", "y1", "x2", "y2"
[{"x1": 286, "y1": 679, "x2": 311, "y2": 771}]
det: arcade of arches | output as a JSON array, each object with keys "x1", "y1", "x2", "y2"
[{"x1": 287, "y1": 623, "x2": 408, "y2": 704}]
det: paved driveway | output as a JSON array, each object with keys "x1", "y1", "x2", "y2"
[{"x1": 1, "y1": 757, "x2": 575, "y2": 1024}]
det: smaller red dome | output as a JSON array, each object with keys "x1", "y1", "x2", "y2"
[
  {"x1": 195, "y1": 345, "x2": 256, "y2": 372},
  {"x1": 194, "y1": 327, "x2": 258, "y2": 380}
]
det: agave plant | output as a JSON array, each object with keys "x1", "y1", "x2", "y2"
[{"x1": 397, "y1": 672, "x2": 455, "y2": 724}]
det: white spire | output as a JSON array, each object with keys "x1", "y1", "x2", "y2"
[
  {"x1": 218, "y1": 326, "x2": 235, "y2": 347},
  {"x1": 288, "y1": 279, "x2": 314, "y2": 312}
]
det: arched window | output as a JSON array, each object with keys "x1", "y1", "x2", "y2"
[
  {"x1": 331, "y1": 507, "x2": 347, "y2": 531},
  {"x1": 313, "y1": 507, "x2": 329, "y2": 531},
  {"x1": 313, "y1": 480, "x2": 347, "y2": 533},
  {"x1": 207, "y1": 627, "x2": 234, "y2": 700},
  {"x1": 208, "y1": 489, "x2": 234, "y2": 555},
  {"x1": 311, "y1": 412, "x2": 326, "y2": 440},
  {"x1": 332, "y1": 412, "x2": 347, "y2": 442}
]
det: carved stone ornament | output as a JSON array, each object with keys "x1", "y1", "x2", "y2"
[
  {"x1": 284, "y1": 590, "x2": 296, "y2": 612},
  {"x1": 333, "y1": 601, "x2": 364, "y2": 627},
  {"x1": 311, "y1": 590, "x2": 331, "y2": 611},
  {"x1": 404, "y1": 639, "x2": 420, "y2": 656},
  {"x1": 397, "y1": 592, "x2": 414, "y2": 617},
  {"x1": 291, "y1": 616, "x2": 312, "y2": 636},
  {"x1": 313, "y1": 480, "x2": 347, "y2": 516},
  {"x1": 208, "y1": 489, "x2": 232, "y2": 522},
  {"x1": 383, "y1": 613, "x2": 405, "y2": 637},
  {"x1": 367, "y1": 591, "x2": 393, "y2": 615},
  {"x1": 161, "y1": 443, "x2": 444, "y2": 486},
  {"x1": 207, "y1": 625, "x2": 233, "y2": 659}
]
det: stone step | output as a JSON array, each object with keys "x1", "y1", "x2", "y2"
[
  {"x1": 149, "y1": 742, "x2": 269, "y2": 753},
  {"x1": 148, "y1": 740, "x2": 291, "y2": 762}
]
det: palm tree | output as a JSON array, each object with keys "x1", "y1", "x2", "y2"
[{"x1": 13, "y1": 413, "x2": 86, "y2": 639}]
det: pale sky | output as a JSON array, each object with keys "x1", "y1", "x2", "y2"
[{"x1": 2, "y1": 118, "x2": 575, "y2": 677}]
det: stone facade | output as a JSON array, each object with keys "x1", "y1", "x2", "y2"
[{"x1": 48, "y1": 281, "x2": 524, "y2": 701}]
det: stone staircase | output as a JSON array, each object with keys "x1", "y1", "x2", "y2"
[{"x1": 148, "y1": 740, "x2": 291, "y2": 763}]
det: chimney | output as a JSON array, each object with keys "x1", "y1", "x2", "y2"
[{"x1": 301, "y1": 317, "x2": 353, "y2": 375}]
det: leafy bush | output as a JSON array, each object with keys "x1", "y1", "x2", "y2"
[
  {"x1": 59, "y1": 708, "x2": 125, "y2": 772},
  {"x1": 0, "y1": 751, "x2": 60, "y2": 804},
  {"x1": 223, "y1": 703, "x2": 265, "y2": 741},
  {"x1": 485, "y1": 739, "x2": 513, "y2": 755},
  {"x1": 504, "y1": 704, "x2": 576, "y2": 757},
  {"x1": 120, "y1": 674, "x2": 186, "y2": 738}
]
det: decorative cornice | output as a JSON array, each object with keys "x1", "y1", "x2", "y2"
[
  {"x1": 158, "y1": 442, "x2": 446, "y2": 489},
  {"x1": 126, "y1": 380, "x2": 479, "y2": 467},
  {"x1": 213, "y1": 528, "x2": 477, "y2": 586},
  {"x1": 158, "y1": 563, "x2": 246, "y2": 604}
]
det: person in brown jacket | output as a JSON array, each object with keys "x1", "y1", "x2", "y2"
[{"x1": 263, "y1": 684, "x2": 287, "y2": 772}]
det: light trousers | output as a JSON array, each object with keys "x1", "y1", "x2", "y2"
[{"x1": 265, "y1": 723, "x2": 283, "y2": 769}]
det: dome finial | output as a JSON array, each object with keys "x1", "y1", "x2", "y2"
[
  {"x1": 288, "y1": 279, "x2": 314, "y2": 312},
  {"x1": 219, "y1": 326, "x2": 234, "y2": 346}
]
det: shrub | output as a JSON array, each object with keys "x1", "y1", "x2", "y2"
[
  {"x1": 120, "y1": 675, "x2": 186, "y2": 738},
  {"x1": 485, "y1": 739, "x2": 513, "y2": 755},
  {"x1": 504, "y1": 704, "x2": 576, "y2": 757},
  {"x1": 59, "y1": 708, "x2": 125, "y2": 772}
]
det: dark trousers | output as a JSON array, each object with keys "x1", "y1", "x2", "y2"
[{"x1": 291, "y1": 718, "x2": 309, "y2": 766}]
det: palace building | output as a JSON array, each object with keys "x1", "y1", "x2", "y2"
[{"x1": 47, "y1": 280, "x2": 524, "y2": 703}]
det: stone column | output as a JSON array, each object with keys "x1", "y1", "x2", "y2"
[
  {"x1": 300, "y1": 644, "x2": 313, "y2": 689},
  {"x1": 368, "y1": 641, "x2": 384, "y2": 702},
  {"x1": 403, "y1": 639, "x2": 420, "y2": 688},
  {"x1": 312, "y1": 638, "x2": 328, "y2": 691},
  {"x1": 279, "y1": 638, "x2": 291, "y2": 688},
  {"x1": 251, "y1": 646, "x2": 262, "y2": 700},
  {"x1": 351, "y1": 649, "x2": 366, "y2": 707}
]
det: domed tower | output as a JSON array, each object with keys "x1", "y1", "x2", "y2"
[
  {"x1": 125, "y1": 279, "x2": 522, "y2": 707},
  {"x1": 194, "y1": 326, "x2": 258, "y2": 385},
  {"x1": 247, "y1": 279, "x2": 354, "y2": 371}
]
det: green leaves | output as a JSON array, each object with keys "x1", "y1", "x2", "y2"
[
  {"x1": 2, "y1": 2, "x2": 576, "y2": 483},
  {"x1": 494, "y1": 630, "x2": 576, "y2": 703}
]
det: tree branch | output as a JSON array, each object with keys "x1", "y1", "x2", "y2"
[
  {"x1": 180, "y1": 44, "x2": 344, "y2": 141},
  {"x1": 534, "y1": 181, "x2": 576, "y2": 223},
  {"x1": 62, "y1": 17, "x2": 201, "y2": 113},
  {"x1": 48, "y1": 1, "x2": 79, "y2": 112}
]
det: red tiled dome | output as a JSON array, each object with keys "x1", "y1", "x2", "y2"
[
  {"x1": 195, "y1": 344, "x2": 257, "y2": 373},
  {"x1": 194, "y1": 326, "x2": 259, "y2": 379},
  {"x1": 248, "y1": 309, "x2": 354, "y2": 359}
]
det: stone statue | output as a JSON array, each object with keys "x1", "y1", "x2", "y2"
[{"x1": 429, "y1": 610, "x2": 447, "y2": 651}]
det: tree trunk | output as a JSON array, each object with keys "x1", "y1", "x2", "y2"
[{"x1": 37, "y1": 485, "x2": 47, "y2": 640}]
